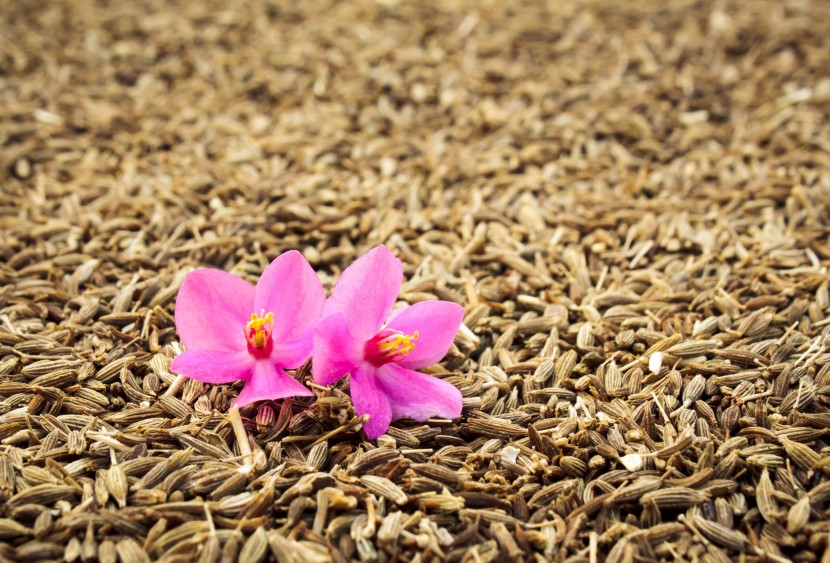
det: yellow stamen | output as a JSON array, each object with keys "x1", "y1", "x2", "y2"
[
  {"x1": 245, "y1": 310, "x2": 274, "y2": 350},
  {"x1": 377, "y1": 330, "x2": 419, "y2": 357}
]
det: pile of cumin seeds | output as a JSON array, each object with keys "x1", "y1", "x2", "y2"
[{"x1": 2, "y1": 0, "x2": 830, "y2": 561}]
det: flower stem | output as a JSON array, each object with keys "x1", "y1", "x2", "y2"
[
  {"x1": 163, "y1": 374, "x2": 187, "y2": 397},
  {"x1": 227, "y1": 405, "x2": 253, "y2": 470},
  {"x1": 303, "y1": 414, "x2": 368, "y2": 451}
]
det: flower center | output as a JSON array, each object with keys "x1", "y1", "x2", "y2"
[
  {"x1": 245, "y1": 309, "x2": 274, "y2": 356},
  {"x1": 365, "y1": 328, "x2": 419, "y2": 367}
]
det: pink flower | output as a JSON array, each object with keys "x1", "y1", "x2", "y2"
[
  {"x1": 170, "y1": 251, "x2": 325, "y2": 407},
  {"x1": 312, "y1": 245, "x2": 464, "y2": 439}
]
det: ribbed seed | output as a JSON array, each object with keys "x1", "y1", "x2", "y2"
[
  {"x1": 106, "y1": 465, "x2": 129, "y2": 508},
  {"x1": 640, "y1": 487, "x2": 708, "y2": 509},
  {"x1": 787, "y1": 495, "x2": 811, "y2": 533},
  {"x1": 779, "y1": 436, "x2": 820, "y2": 471},
  {"x1": 238, "y1": 527, "x2": 268, "y2": 563},
  {"x1": 756, "y1": 469, "x2": 779, "y2": 522},
  {"x1": 115, "y1": 538, "x2": 150, "y2": 563},
  {"x1": 360, "y1": 475, "x2": 407, "y2": 505}
]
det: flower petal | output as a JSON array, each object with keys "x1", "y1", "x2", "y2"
[
  {"x1": 386, "y1": 301, "x2": 465, "y2": 369},
  {"x1": 270, "y1": 333, "x2": 313, "y2": 370},
  {"x1": 323, "y1": 245, "x2": 403, "y2": 341},
  {"x1": 350, "y1": 363, "x2": 392, "y2": 439},
  {"x1": 233, "y1": 360, "x2": 314, "y2": 408},
  {"x1": 376, "y1": 363, "x2": 463, "y2": 422},
  {"x1": 170, "y1": 349, "x2": 254, "y2": 384},
  {"x1": 254, "y1": 250, "x2": 326, "y2": 343},
  {"x1": 175, "y1": 269, "x2": 254, "y2": 352},
  {"x1": 311, "y1": 313, "x2": 361, "y2": 386}
]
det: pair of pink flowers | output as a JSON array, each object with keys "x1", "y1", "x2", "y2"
[{"x1": 170, "y1": 246, "x2": 464, "y2": 439}]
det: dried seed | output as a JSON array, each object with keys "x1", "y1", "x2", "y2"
[
  {"x1": 348, "y1": 448, "x2": 401, "y2": 475},
  {"x1": 115, "y1": 538, "x2": 150, "y2": 563},
  {"x1": 787, "y1": 495, "x2": 811, "y2": 533},
  {"x1": 410, "y1": 463, "x2": 463, "y2": 487},
  {"x1": 757, "y1": 469, "x2": 781, "y2": 522},
  {"x1": 7, "y1": 484, "x2": 78, "y2": 507},
  {"x1": 239, "y1": 527, "x2": 268, "y2": 563},
  {"x1": 0, "y1": 518, "x2": 32, "y2": 539},
  {"x1": 779, "y1": 436, "x2": 820, "y2": 471},
  {"x1": 360, "y1": 475, "x2": 407, "y2": 505},
  {"x1": 106, "y1": 465, "x2": 129, "y2": 508},
  {"x1": 640, "y1": 487, "x2": 708, "y2": 509},
  {"x1": 690, "y1": 515, "x2": 748, "y2": 552}
]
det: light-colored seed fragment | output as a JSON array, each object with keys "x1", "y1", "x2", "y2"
[
  {"x1": 116, "y1": 538, "x2": 150, "y2": 563},
  {"x1": 618, "y1": 453, "x2": 644, "y2": 472},
  {"x1": 65, "y1": 536, "x2": 82, "y2": 563},
  {"x1": 199, "y1": 535, "x2": 221, "y2": 563},
  {"x1": 99, "y1": 539, "x2": 117, "y2": 563},
  {"x1": 649, "y1": 352, "x2": 664, "y2": 375},
  {"x1": 787, "y1": 495, "x2": 811, "y2": 533}
]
